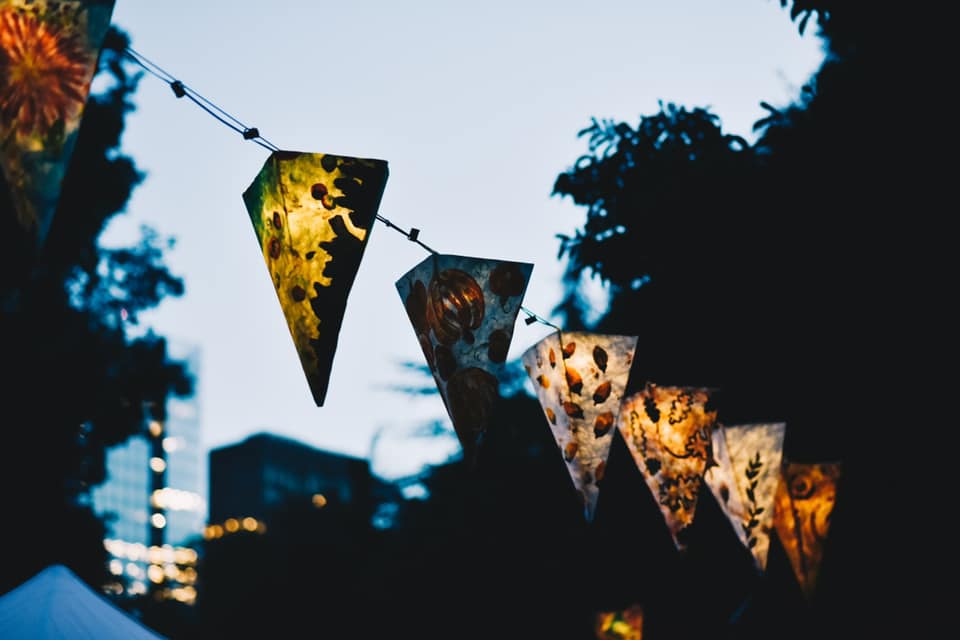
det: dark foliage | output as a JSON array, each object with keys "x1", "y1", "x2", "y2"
[{"x1": 0, "y1": 29, "x2": 191, "y2": 595}]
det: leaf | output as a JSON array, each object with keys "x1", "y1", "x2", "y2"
[
  {"x1": 592, "y1": 381, "x2": 611, "y2": 404},
  {"x1": 745, "y1": 487, "x2": 755, "y2": 503},
  {"x1": 745, "y1": 468, "x2": 759, "y2": 480},
  {"x1": 593, "y1": 345, "x2": 608, "y2": 372},
  {"x1": 754, "y1": 507, "x2": 764, "y2": 515},
  {"x1": 563, "y1": 402, "x2": 584, "y2": 419},
  {"x1": 748, "y1": 538, "x2": 758, "y2": 548}
]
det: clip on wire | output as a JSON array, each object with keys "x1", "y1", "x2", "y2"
[
  {"x1": 169, "y1": 80, "x2": 186, "y2": 98},
  {"x1": 242, "y1": 128, "x2": 260, "y2": 140}
]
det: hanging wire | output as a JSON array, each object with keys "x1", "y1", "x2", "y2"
[
  {"x1": 122, "y1": 46, "x2": 560, "y2": 333},
  {"x1": 123, "y1": 47, "x2": 280, "y2": 153},
  {"x1": 373, "y1": 215, "x2": 560, "y2": 331}
]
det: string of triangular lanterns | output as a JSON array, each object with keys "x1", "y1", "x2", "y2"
[{"x1": 0, "y1": 10, "x2": 842, "y2": 597}]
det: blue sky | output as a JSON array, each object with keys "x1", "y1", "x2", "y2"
[{"x1": 101, "y1": 0, "x2": 824, "y2": 478}]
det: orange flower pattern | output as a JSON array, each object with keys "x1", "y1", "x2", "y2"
[{"x1": 0, "y1": 0, "x2": 115, "y2": 246}]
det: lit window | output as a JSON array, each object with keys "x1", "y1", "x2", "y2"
[
  {"x1": 224, "y1": 518, "x2": 239, "y2": 533},
  {"x1": 148, "y1": 421, "x2": 163, "y2": 437},
  {"x1": 162, "y1": 437, "x2": 182, "y2": 453},
  {"x1": 149, "y1": 457, "x2": 166, "y2": 473},
  {"x1": 109, "y1": 560, "x2": 123, "y2": 576},
  {"x1": 312, "y1": 494, "x2": 327, "y2": 508},
  {"x1": 151, "y1": 513, "x2": 167, "y2": 528},
  {"x1": 242, "y1": 517, "x2": 258, "y2": 531}
]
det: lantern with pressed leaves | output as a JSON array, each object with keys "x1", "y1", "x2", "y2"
[
  {"x1": 242, "y1": 149, "x2": 388, "y2": 406},
  {"x1": 0, "y1": 0, "x2": 117, "y2": 250},
  {"x1": 396, "y1": 253, "x2": 532, "y2": 465},
  {"x1": 617, "y1": 383, "x2": 718, "y2": 550},
  {"x1": 522, "y1": 331, "x2": 638, "y2": 521},
  {"x1": 704, "y1": 422, "x2": 786, "y2": 570}
]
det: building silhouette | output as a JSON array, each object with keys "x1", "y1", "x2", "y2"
[
  {"x1": 206, "y1": 432, "x2": 376, "y2": 539},
  {"x1": 90, "y1": 343, "x2": 205, "y2": 605}
]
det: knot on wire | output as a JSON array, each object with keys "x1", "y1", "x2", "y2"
[
  {"x1": 524, "y1": 315, "x2": 538, "y2": 325},
  {"x1": 169, "y1": 80, "x2": 186, "y2": 98},
  {"x1": 242, "y1": 127, "x2": 260, "y2": 140},
  {"x1": 408, "y1": 228, "x2": 420, "y2": 242}
]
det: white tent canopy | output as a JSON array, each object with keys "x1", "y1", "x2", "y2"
[{"x1": 0, "y1": 564, "x2": 166, "y2": 639}]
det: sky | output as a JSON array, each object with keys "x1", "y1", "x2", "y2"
[{"x1": 101, "y1": 0, "x2": 824, "y2": 479}]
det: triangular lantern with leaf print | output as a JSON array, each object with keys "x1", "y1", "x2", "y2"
[{"x1": 522, "y1": 331, "x2": 637, "y2": 521}]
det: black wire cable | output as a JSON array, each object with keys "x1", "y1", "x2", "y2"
[
  {"x1": 123, "y1": 46, "x2": 279, "y2": 152},
  {"x1": 122, "y1": 46, "x2": 558, "y2": 331}
]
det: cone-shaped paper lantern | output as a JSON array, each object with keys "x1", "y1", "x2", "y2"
[
  {"x1": 617, "y1": 383, "x2": 717, "y2": 550},
  {"x1": 595, "y1": 604, "x2": 643, "y2": 640},
  {"x1": 704, "y1": 422, "x2": 786, "y2": 571},
  {"x1": 774, "y1": 461, "x2": 841, "y2": 599},
  {"x1": 243, "y1": 150, "x2": 388, "y2": 406},
  {"x1": 396, "y1": 254, "x2": 532, "y2": 464},
  {"x1": 522, "y1": 332, "x2": 638, "y2": 521},
  {"x1": 0, "y1": 0, "x2": 116, "y2": 248}
]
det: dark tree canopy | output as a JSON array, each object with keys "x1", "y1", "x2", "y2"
[{"x1": 0, "y1": 29, "x2": 191, "y2": 594}]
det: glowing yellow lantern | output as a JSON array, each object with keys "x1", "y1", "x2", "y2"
[
  {"x1": 595, "y1": 604, "x2": 643, "y2": 640},
  {"x1": 243, "y1": 150, "x2": 388, "y2": 405},
  {"x1": 774, "y1": 461, "x2": 841, "y2": 599},
  {"x1": 617, "y1": 383, "x2": 717, "y2": 550},
  {"x1": 704, "y1": 422, "x2": 786, "y2": 571},
  {"x1": 0, "y1": 0, "x2": 116, "y2": 248},
  {"x1": 522, "y1": 331, "x2": 638, "y2": 521},
  {"x1": 396, "y1": 253, "x2": 532, "y2": 464}
]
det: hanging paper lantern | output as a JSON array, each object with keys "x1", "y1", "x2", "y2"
[
  {"x1": 704, "y1": 422, "x2": 786, "y2": 571},
  {"x1": 396, "y1": 254, "x2": 532, "y2": 464},
  {"x1": 242, "y1": 150, "x2": 388, "y2": 406},
  {"x1": 0, "y1": 0, "x2": 116, "y2": 249},
  {"x1": 617, "y1": 383, "x2": 717, "y2": 550},
  {"x1": 522, "y1": 332, "x2": 638, "y2": 521},
  {"x1": 594, "y1": 604, "x2": 644, "y2": 640},
  {"x1": 774, "y1": 461, "x2": 841, "y2": 599}
]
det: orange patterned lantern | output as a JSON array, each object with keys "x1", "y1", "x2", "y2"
[
  {"x1": 396, "y1": 254, "x2": 532, "y2": 464},
  {"x1": 617, "y1": 383, "x2": 717, "y2": 550},
  {"x1": 522, "y1": 331, "x2": 637, "y2": 521},
  {"x1": 774, "y1": 461, "x2": 841, "y2": 599}
]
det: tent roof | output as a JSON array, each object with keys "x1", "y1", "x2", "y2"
[{"x1": 0, "y1": 565, "x2": 166, "y2": 639}]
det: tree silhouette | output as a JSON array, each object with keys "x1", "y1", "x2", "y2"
[
  {"x1": 0, "y1": 29, "x2": 191, "y2": 594},
  {"x1": 548, "y1": 1, "x2": 907, "y2": 637}
]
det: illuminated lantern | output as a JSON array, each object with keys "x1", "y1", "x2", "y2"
[
  {"x1": 396, "y1": 254, "x2": 532, "y2": 464},
  {"x1": 0, "y1": 0, "x2": 116, "y2": 249},
  {"x1": 594, "y1": 604, "x2": 643, "y2": 640},
  {"x1": 704, "y1": 422, "x2": 786, "y2": 571},
  {"x1": 242, "y1": 150, "x2": 388, "y2": 406},
  {"x1": 617, "y1": 383, "x2": 717, "y2": 550},
  {"x1": 522, "y1": 332, "x2": 638, "y2": 521},
  {"x1": 774, "y1": 461, "x2": 841, "y2": 599}
]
